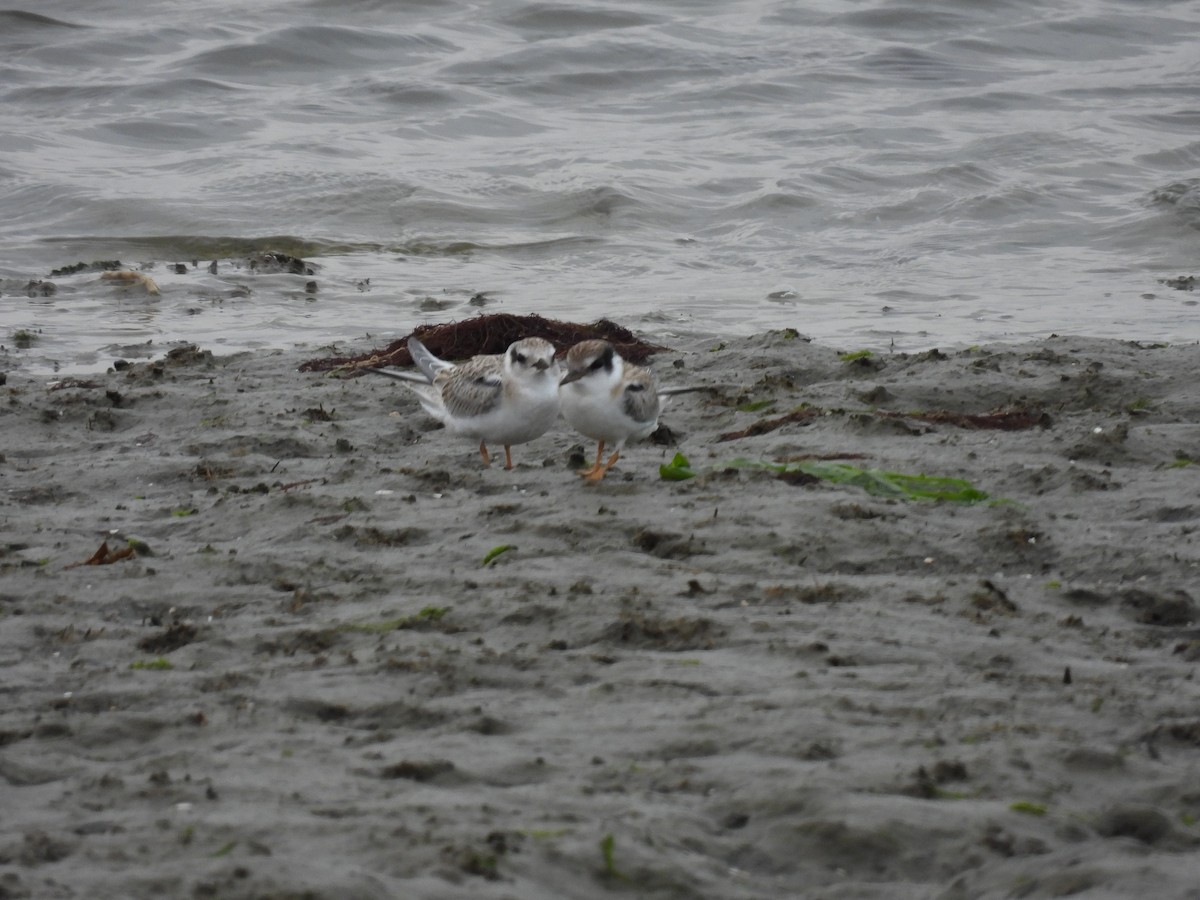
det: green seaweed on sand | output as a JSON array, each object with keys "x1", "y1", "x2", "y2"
[
  {"x1": 599, "y1": 833, "x2": 625, "y2": 880},
  {"x1": 130, "y1": 657, "x2": 174, "y2": 670},
  {"x1": 337, "y1": 606, "x2": 449, "y2": 634},
  {"x1": 125, "y1": 537, "x2": 153, "y2": 556},
  {"x1": 659, "y1": 452, "x2": 696, "y2": 481},
  {"x1": 1010, "y1": 801, "x2": 1047, "y2": 816},
  {"x1": 838, "y1": 348, "x2": 873, "y2": 362},
  {"x1": 736, "y1": 399, "x2": 776, "y2": 412},
  {"x1": 935, "y1": 788, "x2": 972, "y2": 800},
  {"x1": 457, "y1": 848, "x2": 498, "y2": 879},
  {"x1": 482, "y1": 544, "x2": 516, "y2": 566},
  {"x1": 729, "y1": 459, "x2": 995, "y2": 504}
]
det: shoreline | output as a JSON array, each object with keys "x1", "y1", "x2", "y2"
[{"x1": 2, "y1": 330, "x2": 1198, "y2": 898}]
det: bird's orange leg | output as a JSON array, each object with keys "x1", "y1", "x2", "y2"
[
  {"x1": 478, "y1": 441, "x2": 491, "y2": 468},
  {"x1": 582, "y1": 449, "x2": 621, "y2": 482},
  {"x1": 503, "y1": 445, "x2": 514, "y2": 470},
  {"x1": 577, "y1": 441, "x2": 606, "y2": 478}
]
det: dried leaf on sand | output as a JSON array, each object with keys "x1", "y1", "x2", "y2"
[{"x1": 64, "y1": 541, "x2": 136, "y2": 569}]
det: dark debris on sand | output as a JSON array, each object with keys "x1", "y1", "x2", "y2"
[{"x1": 298, "y1": 313, "x2": 669, "y2": 374}]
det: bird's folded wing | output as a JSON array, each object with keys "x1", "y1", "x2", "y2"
[
  {"x1": 622, "y1": 375, "x2": 661, "y2": 425},
  {"x1": 441, "y1": 372, "x2": 504, "y2": 418}
]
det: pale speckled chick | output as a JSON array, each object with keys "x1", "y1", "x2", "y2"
[{"x1": 372, "y1": 336, "x2": 560, "y2": 470}]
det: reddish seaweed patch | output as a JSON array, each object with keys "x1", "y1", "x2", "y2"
[
  {"x1": 716, "y1": 406, "x2": 823, "y2": 442},
  {"x1": 298, "y1": 314, "x2": 668, "y2": 373},
  {"x1": 892, "y1": 405, "x2": 1051, "y2": 430},
  {"x1": 718, "y1": 403, "x2": 1049, "y2": 442}
]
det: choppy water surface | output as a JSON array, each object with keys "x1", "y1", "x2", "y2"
[{"x1": 3, "y1": 0, "x2": 1199, "y2": 373}]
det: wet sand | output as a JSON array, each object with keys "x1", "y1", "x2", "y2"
[{"x1": 1, "y1": 330, "x2": 1198, "y2": 899}]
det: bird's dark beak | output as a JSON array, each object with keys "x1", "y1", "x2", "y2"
[
  {"x1": 560, "y1": 369, "x2": 583, "y2": 386},
  {"x1": 534, "y1": 359, "x2": 550, "y2": 371}
]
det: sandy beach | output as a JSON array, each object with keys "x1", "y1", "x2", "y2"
[{"x1": 1, "y1": 328, "x2": 1198, "y2": 899}]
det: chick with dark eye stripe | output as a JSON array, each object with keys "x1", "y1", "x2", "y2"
[{"x1": 559, "y1": 340, "x2": 711, "y2": 481}]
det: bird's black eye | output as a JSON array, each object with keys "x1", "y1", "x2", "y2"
[
  {"x1": 514, "y1": 352, "x2": 527, "y2": 364},
  {"x1": 589, "y1": 357, "x2": 605, "y2": 370}
]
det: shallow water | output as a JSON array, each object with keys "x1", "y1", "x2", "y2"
[{"x1": 3, "y1": 0, "x2": 1199, "y2": 373}]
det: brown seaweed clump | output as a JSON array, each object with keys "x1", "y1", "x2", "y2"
[{"x1": 298, "y1": 313, "x2": 669, "y2": 374}]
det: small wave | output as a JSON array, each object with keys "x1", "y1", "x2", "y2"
[
  {"x1": 0, "y1": 10, "x2": 86, "y2": 33},
  {"x1": 36, "y1": 233, "x2": 604, "y2": 264},
  {"x1": 939, "y1": 185, "x2": 1060, "y2": 225},
  {"x1": 124, "y1": 77, "x2": 243, "y2": 102},
  {"x1": 522, "y1": 185, "x2": 645, "y2": 230},
  {"x1": 674, "y1": 80, "x2": 799, "y2": 106},
  {"x1": 1148, "y1": 179, "x2": 1200, "y2": 230},
  {"x1": 501, "y1": 3, "x2": 663, "y2": 39},
  {"x1": 1121, "y1": 109, "x2": 1200, "y2": 134},
  {"x1": 934, "y1": 90, "x2": 1064, "y2": 114},
  {"x1": 384, "y1": 184, "x2": 643, "y2": 233},
  {"x1": 1136, "y1": 142, "x2": 1200, "y2": 170},
  {"x1": 859, "y1": 45, "x2": 1003, "y2": 86},
  {"x1": 277, "y1": 23, "x2": 456, "y2": 56},
  {"x1": 5, "y1": 83, "x2": 115, "y2": 106},
  {"x1": 834, "y1": 7, "x2": 974, "y2": 33},
  {"x1": 181, "y1": 24, "x2": 455, "y2": 80},
  {"x1": 443, "y1": 38, "x2": 724, "y2": 99},
  {"x1": 1149, "y1": 179, "x2": 1200, "y2": 208},
  {"x1": 299, "y1": 0, "x2": 446, "y2": 13},
  {"x1": 389, "y1": 236, "x2": 601, "y2": 257},
  {"x1": 4, "y1": 77, "x2": 242, "y2": 124},
  {"x1": 81, "y1": 118, "x2": 236, "y2": 151},
  {"x1": 808, "y1": 165, "x2": 887, "y2": 197},
  {"x1": 39, "y1": 235, "x2": 362, "y2": 262},
  {"x1": 985, "y1": 12, "x2": 1191, "y2": 64},
  {"x1": 360, "y1": 81, "x2": 462, "y2": 109},
  {"x1": 725, "y1": 190, "x2": 820, "y2": 217}
]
